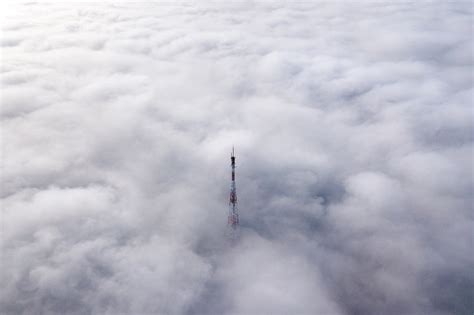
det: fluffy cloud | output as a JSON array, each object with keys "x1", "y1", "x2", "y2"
[{"x1": 1, "y1": 2, "x2": 472, "y2": 315}]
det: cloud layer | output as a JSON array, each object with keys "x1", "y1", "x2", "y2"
[{"x1": 1, "y1": 2, "x2": 473, "y2": 315}]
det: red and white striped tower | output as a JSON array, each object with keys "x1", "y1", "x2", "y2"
[{"x1": 228, "y1": 147, "x2": 239, "y2": 237}]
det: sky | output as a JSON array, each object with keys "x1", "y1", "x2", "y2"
[{"x1": 1, "y1": 1, "x2": 473, "y2": 315}]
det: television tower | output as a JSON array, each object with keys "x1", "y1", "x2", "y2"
[{"x1": 228, "y1": 147, "x2": 239, "y2": 237}]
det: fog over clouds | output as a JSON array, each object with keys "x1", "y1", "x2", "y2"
[{"x1": 1, "y1": 2, "x2": 473, "y2": 315}]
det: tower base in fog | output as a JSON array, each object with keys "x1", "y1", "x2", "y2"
[{"x1": 226, "y1": 224, "x2": 240, "y2": 244}]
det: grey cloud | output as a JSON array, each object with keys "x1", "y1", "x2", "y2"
[{"x1": 1, "y1": 2, "x2": 473, "y2": 315}]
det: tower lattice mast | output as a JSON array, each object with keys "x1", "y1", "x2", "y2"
[{"x1": 228, "y1": 147, "x2": 239, "y2": 233}]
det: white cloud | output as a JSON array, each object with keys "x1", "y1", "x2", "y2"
[{"x1": 1, "y1": 2, "x2": 472, "y2": 315}]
